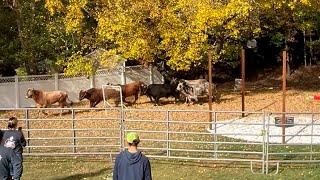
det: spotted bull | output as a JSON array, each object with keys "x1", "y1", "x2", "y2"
[{"x1": 176, "y1": 79, "x2": 220, "y2": 104}]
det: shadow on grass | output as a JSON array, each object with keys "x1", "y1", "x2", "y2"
[
  {"x1": 153, "y1": 158, "x2": 251, "y2": 169},
  {"x1": 52, "y1": 167, "x2": 112, "y2": 180}
]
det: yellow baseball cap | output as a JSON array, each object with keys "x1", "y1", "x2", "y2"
[{"x1": 126, "y1": 132, "x2": 140, "y2": 143}]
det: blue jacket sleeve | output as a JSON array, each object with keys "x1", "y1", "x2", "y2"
[
  {"x1": 113, "y1": 155, "x2": 120, "y2": 180},
  {"x1": 0, "y1": 130, "x2": 3, "y2": 143},
  {"x1": 10, "y1": 150, "x2": 22, "y2": 180},
  {"x1": 144, "y1": 158, "x2": 152, "y2": 180},
  {"x1": 19, "y1": 131, "x2": 27, "y2": 147}
]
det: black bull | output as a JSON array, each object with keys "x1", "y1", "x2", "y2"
[{"x1": 142, "y1": 79, "x2": 179, "y2": 106}]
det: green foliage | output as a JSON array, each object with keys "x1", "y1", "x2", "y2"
[{"x1": 271, "y1": 33, "x2": 285, "y2": 48}]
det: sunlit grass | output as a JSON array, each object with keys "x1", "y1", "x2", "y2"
[{"x1": 22, "y1": 157, "x2": 320, "y2": 180}]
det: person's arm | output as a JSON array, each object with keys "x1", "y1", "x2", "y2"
[
  {"x1": 113, "y1": 155, "x2": 120, "y2": 180},
  {"x1": 0, "y1": 130, "x2": 4, "y2": 143},
  {"x1": 144, "y1": 158, "x2": 152, "y2": 180},
  {"x1": 19, "y1": 131, "x2": 26, "y2": 148},
  {"x1": 10, "y1": 150, "x2": 22, "y2": 180}
]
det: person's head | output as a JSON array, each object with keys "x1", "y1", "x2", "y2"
[
  {"x1": 126, "y1": 132, "x2": 140, "y2": 147},
  {"x1": 8, "y1": 117, "x2": 18, "y2": 129}
]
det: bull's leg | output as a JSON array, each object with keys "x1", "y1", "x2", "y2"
[
  {"x1": 148, "y1": 96, "x2": 154, "y2": 103},
  {"x1": 173, "y1": 94, "x2": 179, "y2": 104},
  {"x1": 66, "y1": 96, "x2": 73, "y2": 106},
  {"x1": 185, "y1": 96, "x2": 190, "y2": 106},
  {"x1": 133, "y1": 94, "x2": 139, "y2": 104},
  {"x1": 92, "y1": 99, "x2": 103, "y2": 108},
  {"x1": 59, "y1": 103, "x2": 65, "y2": 116},
  {"x1": 36, "y1": 104, "x2": 46, "y2": 117},
  {"x1": 41, "y1": 109, "x2": 48, "y2": 116},
  {"x1": 64, "y1": 101, "x2": 72, "y2": 114},
  {"x1": 214, "y1": 92, "x2": 221, "y2": 103},
  {"x1": 154, "y1": 97, "x2": 160, "y2": 106},
  {"x1": 40, "y1": 105, "x2": 48, "y2": 116},
  {"x1": 123, "y1": 96, "x2": 130, "y2": 104},
  {"x1": 115, "y1": 98, "x2": 120, "y2": 107}
]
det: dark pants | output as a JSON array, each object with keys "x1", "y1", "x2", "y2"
[{"x1": 10, "y1": 153, "x2": 23, "y2": 179}]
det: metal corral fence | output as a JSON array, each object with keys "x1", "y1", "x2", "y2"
[
  {"x1": 0, "y1": 65, "x2": 163, "y2": 108},
  {"x1": 1, "y1": 108, "x2": 320, "y2": 174}
]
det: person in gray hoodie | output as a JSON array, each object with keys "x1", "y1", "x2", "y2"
[
  {"x1": 0, "y1": 145, "x2": 22, "y2": 180},
  {"x1": 113, "y1": 132, "x2": 152, "y2": 180},
  {"x1": 1, "y1": 117, "x2": 26, "y2": 179}
]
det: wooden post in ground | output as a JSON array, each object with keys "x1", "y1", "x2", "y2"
[
  {"x1": 282, "y1": 51, "x2": 287, "y2": 144},
  {"x1": 208, "y1": 49, "x2": 213, "y2": 124},
  {"x1": 241, "y1": 48, "x2": 245, "y2": 117}
]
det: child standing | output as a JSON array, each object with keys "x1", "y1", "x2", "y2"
[{"x1": 1, "y1": 117, "x2": 26, "y2": 180}]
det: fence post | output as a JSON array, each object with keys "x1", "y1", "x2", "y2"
[
  {"x1": 25, "y1": 109, "x2": 31, "y2": 154},
  {"x1": 310, "y1": 113, "x2": 314, "y2": 161},
  {"x1": 266, "y1": 113, "x2": 270, "y2": 174},
  {"x1": 213, "y1": 112, "x2": 217, "y2": 159},
  {"x1": 262, "y1": 112, "x2": 266, "y2": 174},
  {"x1": 15, "y1": 75, "x2": 20, "y2": 108},
  {"x1": 120, "y1": 109, "x2": 125, "y2": 151},
  {"x1": 166, "y1": 111, "x2": 170, "y2": 157},
  {"x1": 149, "y1": 66, "x2": 154, "y2": 84},
  {"x1": 90, "y1": 75, "x2": 95, "y2": 88},
  {"x1": 121, "y1": 61, "x2": 126, "y2": 85},
  {"x1": 71, "y1": 109, "x2": 76, "y2": 153},
  {"x1": 54, "y1": 73, "x2": 59, "y2": 90}
]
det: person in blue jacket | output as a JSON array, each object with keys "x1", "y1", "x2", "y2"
[
  {"x1": 0, "y1": 145, "x2": 22, "y2": 180},
  {"x1": 113, "y1": 132, "x2": 152, "y2": 180},
  {"x1": 1, "y1": 117, "x2": 26, "y2": 179}
]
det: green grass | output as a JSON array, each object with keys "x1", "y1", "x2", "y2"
[
  {"x1": 22, "y1": 157, "x2": 112, "y2": 180},
  {"x1": 21, "y1": 157, "x2": 320, "y2": 180}
]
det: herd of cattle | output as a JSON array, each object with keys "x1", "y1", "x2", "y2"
[{"x1": 25, "y1": 78, "x2": 220, "y2": 111}]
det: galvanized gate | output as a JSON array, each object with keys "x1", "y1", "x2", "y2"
[{"x1": 1, "y1": 108, "x2": 320, "y2": 174}]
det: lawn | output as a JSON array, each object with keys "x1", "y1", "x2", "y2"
[{"x1": 21, "y1": 157, "x2": 320, "y2": 180}]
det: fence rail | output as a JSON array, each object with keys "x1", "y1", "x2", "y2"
[{"x1": 1, "y1": 108, "x2": 320, "y2": 174}]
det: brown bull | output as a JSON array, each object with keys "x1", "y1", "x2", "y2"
[
  {"x1": 79, "y1": 88, "x2": 121, "y2": 108},
  {"x1": 120, "y1": 81, "x2": 145, "y2": 104},
  {"x1": 26, "y1": 88, "x2": 73, "y2": 115}
]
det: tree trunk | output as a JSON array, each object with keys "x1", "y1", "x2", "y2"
[{"x1": 309, "y1": 31, "x2": 313, "y2": 66}]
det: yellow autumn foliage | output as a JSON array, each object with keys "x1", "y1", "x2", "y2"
[{"x1": 44, "y1": 0, "x2": 320, "y2": 74}]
